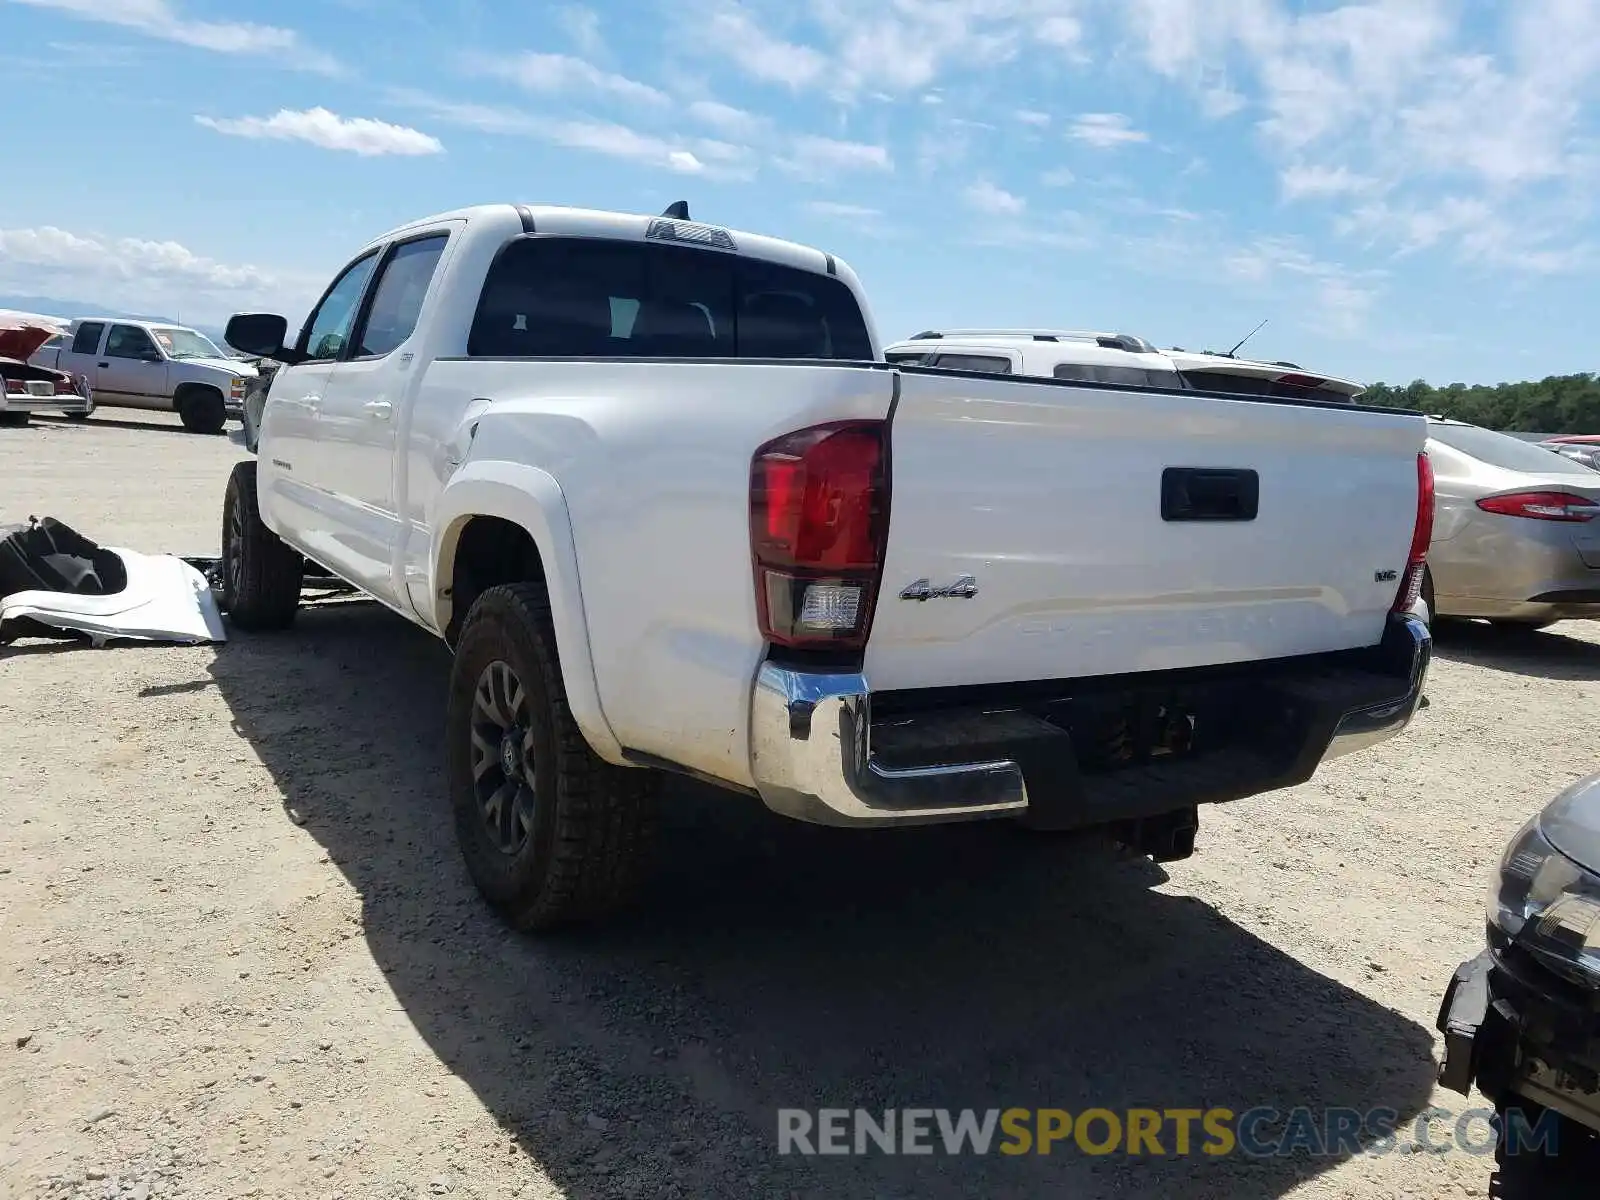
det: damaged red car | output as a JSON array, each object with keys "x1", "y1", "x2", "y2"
[{"x1": 0, "y1": 319, "x2": 94, "y2": 426}]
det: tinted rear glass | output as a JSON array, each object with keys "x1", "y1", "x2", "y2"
[
  {"x1": 1179, "y1": 370, "x2": 1348, "y2": 403},
  {"x1": 1055, "y1": 363, "x2": 1184, "y2": 389},
  {"x1": 1430, "y1": 424, "x2": 1598, "y2": 475},
  {"x1": 469, "y1": 237, "x2": 872, "y2": 360},
  {"x1": 932, "y1": 353, "x2": 1011, "y2": 374}
]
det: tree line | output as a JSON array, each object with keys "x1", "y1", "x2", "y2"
[{"x1": 1357, "y1": 373, "x2": 1600, "y2": 433}]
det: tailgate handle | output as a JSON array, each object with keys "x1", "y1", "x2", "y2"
[{"x1": 1161, "y1": 467, "x2": 1259, "y2": 522}]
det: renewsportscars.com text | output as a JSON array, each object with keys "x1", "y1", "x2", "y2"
[{"x1": 777, "y1": 1106, "x2": 1561, "y2": 1158}]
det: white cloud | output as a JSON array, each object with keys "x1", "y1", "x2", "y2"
[
  {"x1": 702, "y1": 5, "x2": 828, "y2": 88},
  {"x1": 557, "y1": 5, "x2": 605, "y2": 57},
  {"x1": 780, "y1": 135, "x2": 893, "y2": 178},
  {"x1": 1117, "y1": 0, "x2": 1600, "y2": 273},
  {"x1": 195, "y1": 108, "x2": 443, "y2": 157},
  {"x1": 805, "y1": 201, "x2": 882, "y2": 218},
  {"x1": 686, "y1": 99, "x2": 767, "y2": 139},
  {"x1": 0, "y1": 223, "x2": 319, "y2": 323},
  {"x1": 1038, "y1": 15, "x2": 1082, "y2": 48},
  {"x1": 475, "y1": 52, "x2": 668, "y2": 105},
  {"x1": 390, "y1": 90, "x2": 751, "y2": 179},
  {"x1": 700, "y1": 0, "x2": 1088, "y2": 98},
  {"x1": 1016, "y1": 109, "x2": 1052, "y2": 126},
  {"x1": 1069, "y1": 112, "x2": 1149, "y2": 148},
  {"x1": 1281, "y1": 164, "x2": 1375, "y2": 200},
  {"x1": 8, "y1": 0, "x2": 339, "y2": 72},
  {"x1": 1223, "y1": 235, "x2": 1381, "y2": 336},
  {"x1": 964, "y1": 180, "x2": 1026, "y2": 216},
  {"x1": 1042, "y1": 167, "x2": 1075, "y2": 186}
]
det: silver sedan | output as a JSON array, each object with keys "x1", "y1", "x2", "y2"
[{"x1": 1424, "y1": 419, "x2": 1600, "y2": 628}]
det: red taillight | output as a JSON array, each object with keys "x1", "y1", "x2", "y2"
[
  {"x1": 750, "y1": 420, "x2": 888, "y2": 650},
  {"x1": 1393, "y1": 451, "x2": 1434, "y2": 613},
  {"x1": 1274, "y1": 373, "x2": 1327, "y2": 390},
  {"x1": 1476, "y1": 491, "x2": 1598, "y2": 523},
  {"x1": 3, "y1": 377, "x2": 25, "y2": 394}
]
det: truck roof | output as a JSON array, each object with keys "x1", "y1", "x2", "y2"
[{"x1": 362, "y1": 203, "x2": 856, "y2": 287}]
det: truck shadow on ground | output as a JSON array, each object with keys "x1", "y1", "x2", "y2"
[
  {"x1": 206, "y1": 602, "x2": 1439, "y2": 1200},
  {"x1": 1431, "y1": 619, "x2": 1600, "y2": 682}
]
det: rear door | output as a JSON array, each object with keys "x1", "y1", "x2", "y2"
[
  {"x1": 55, "y1": 321, "x2": 106, "y2": 396},
  {"x1": 865, "y1": 369, "x2": 1427, "y2": 692},
  {"x1": 97, "y1": 324, "x2": 170, "y2": 409}
]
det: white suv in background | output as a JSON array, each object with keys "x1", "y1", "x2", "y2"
[{"x1": 882, "y1": 329, "x2": 1366, "y2": 403}]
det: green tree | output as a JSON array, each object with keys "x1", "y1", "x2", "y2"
[{"x1": 1361, "y1": 373, "x2": 1600, "y2": 433}]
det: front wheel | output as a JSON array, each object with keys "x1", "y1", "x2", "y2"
[
  {"x1": 178, "y1": 387, "x2": 227, "y2": 435},
  {"x1": 446, "y1": 582, "x2": 659, "y2": 930},
  {"x1": 221, "y1": 460, "x2": 302, "y2": 630}
]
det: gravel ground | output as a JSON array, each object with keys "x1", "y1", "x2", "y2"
[{"x1": 5, "y1": 410, "x2": 1600, "y2": 1200}]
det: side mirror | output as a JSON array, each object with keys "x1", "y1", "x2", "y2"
[{"x1": 225, "y1": 313, "x2": 291, "y2": 360}]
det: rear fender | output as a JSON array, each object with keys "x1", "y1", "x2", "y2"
[{"x1": 431, "y1": 461, "x2": 624, "y2": 764}]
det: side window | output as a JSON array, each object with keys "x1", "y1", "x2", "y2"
[
  {"x1": 354, "y1": 234, "x2": 449, "y2": 359},
  {"x1": 1052, "y1": 363, "x2": 1092, "y2": 382},
  {"x1": 104, "y1": 324, "x2": 159, "y2": 359},
  {"x1": 299, "y1": 251, "x2": 380, "y2": 362},
  {"x1": 70, "y1": 322, "x2": 105, "y2": 354},
  {"x1": 885, "y1": 351, "x2": 931, "y2": 365},
  {"x1": 932, "y1": 353, "x2": 1012, "y2": 374}
]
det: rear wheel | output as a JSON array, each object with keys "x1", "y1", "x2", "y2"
[
  {"x1": 1489, "y1": 1103, "x2": 1599, "y2": 1199},
  {"x1": 178, "y1": 386, "x2": 227, "y2": 435},
  {"x1": 446, "y1": 582, "x2": 659, "y2": 930},
  {"x1": 221, "y1": 460, "x2": 302, "y2": 630}
]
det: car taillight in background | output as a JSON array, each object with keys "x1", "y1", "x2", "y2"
[
  {"x1": 1477, "y1": 492, "x2": 1600, "y2": 522},
  {"x1": 1393, "y1": 451, "x2": 1434, "y2": 613},
  {"x1": 749, "y1": 420, "x2": 888, "y2": 650}
]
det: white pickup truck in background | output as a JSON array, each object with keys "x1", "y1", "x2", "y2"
[{"x1": 219, "y1": 201, "x2": 1434, "y2": 930}]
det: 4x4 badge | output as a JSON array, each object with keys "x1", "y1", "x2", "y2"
[{"x1": 900, "y1": 575, "x2": 979, "y2": 601}]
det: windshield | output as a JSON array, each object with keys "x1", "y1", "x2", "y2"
[
  {"x1": 150, "y1": 327, "x2": 224, "y2": 359},
  {"x1": 1429, "y1": 423, "x2": 1598, "y2": 475}
]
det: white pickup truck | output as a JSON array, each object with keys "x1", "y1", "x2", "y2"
[{"x1": 220, "y1": 201, "x2": 1435, "y2": 930}]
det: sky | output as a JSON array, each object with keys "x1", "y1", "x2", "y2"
[{"x1": 0, "y1": 0, "x2": 1596, "y2": 386}]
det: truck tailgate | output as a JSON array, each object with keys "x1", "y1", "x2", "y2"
[{"x1": 865, "y1": 369, "x2": 1427, "y2": 692}]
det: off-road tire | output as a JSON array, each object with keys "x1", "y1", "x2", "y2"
[
  {"x1": 221, "y1": 460, "x2": 302, "y2": 630},
  {"x1": 1489, "y1": 1104, "x2": 1597, "y2": 1199},
  {"x1": 446, "y1": 582, "x2": 659, "y2": 931},
  {"x1": 177, "y1": 385, "x2": 227, "y2": 435}
]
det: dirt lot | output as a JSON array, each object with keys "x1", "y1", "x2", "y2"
[{"x1": 4, "y1": 410, "x2": 1600, "y2": 1200}]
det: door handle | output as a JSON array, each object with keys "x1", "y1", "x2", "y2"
[
  {"x1": 363, "y1": 400, "x2": 393, "y2": 419},
  {"x1": 299, "y1": 394, "x2": 322, "y2": 413},
  {"x1": 97, "y1": 362, "x2": 109, "y2": 368}
]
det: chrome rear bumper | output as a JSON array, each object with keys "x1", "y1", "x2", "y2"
[{"x1": 748, "y1": 613, "x2": 1431, "y2": 829}]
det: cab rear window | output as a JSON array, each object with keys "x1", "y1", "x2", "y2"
[
  {"x1": 1179, "y1": 371, "x2": 1349, "y2": 402},
  {"x1": 468, "y1": 237, "x2": 873, "y2": 361}
]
